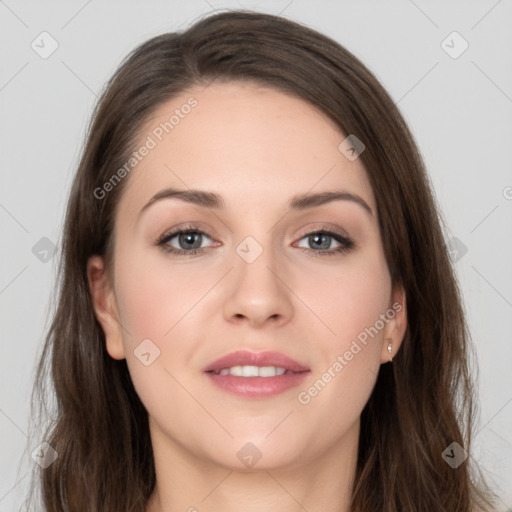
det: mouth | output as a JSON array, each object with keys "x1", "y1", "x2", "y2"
[
  {"x1": 207, "y1": 366, "x2": 300, "y2": 377},
  {"x1": 203, "y1": 350, "x2": 310, "y2": 399}
]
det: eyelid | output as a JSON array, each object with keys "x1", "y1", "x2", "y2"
[
  {"x1": 157, "y1": 221, "x2": 216, "y2": 241},
  {"x1": 156, "y1": 222, "x2": 355, "y2": 257},
  {"x1": 156, "y1": 224, "x2": 217, "y2": 248},
  {"x1": 292, "y1": 225, "x2": 355, "y2": 253},
  {"x1": 294, "y1": 221, "x2": 350, "y2": 238}
]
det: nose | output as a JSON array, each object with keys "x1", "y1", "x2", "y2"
[{"x1": 222, "y1": 243, "x2": 294, "y2": 329}]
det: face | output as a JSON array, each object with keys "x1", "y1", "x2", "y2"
[{"x1": 88, "y1": 81, "x2": 407, "y2": 472}]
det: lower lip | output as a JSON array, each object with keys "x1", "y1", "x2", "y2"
[{"x1": 204, "y1": 371, "x2": 310, "y2": 399}]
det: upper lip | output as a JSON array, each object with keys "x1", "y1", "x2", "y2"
[{"x1": 203, "y1": 350, "x2": 310, "y2": 373}]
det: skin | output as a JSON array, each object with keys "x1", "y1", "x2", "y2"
[{"x1": 88, "y1": 81, "x2": 407, "y2": 512}]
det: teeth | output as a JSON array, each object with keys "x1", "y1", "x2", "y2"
[
  {"x1": 242, "y1": 365, "x2": 259, "y2": 377},
  {"x1": 214, "y1": 365, "x2": 288, "y2": 377}
]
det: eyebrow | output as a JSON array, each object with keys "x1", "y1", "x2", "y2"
[{"x1": 139, "y1": 188, "x2": 373, "y2": 217}]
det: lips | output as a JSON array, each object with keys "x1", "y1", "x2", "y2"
[
  {"x1": 203, "y1": 350, "x2": 311, "y2": 399},
  {"x1": 203, "y1": 350, "x2": 310, "y2": 374}
]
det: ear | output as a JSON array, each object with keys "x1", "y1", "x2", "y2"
[
  {"x1": 87, "y1": 255, "x2": 125, "y2": 360},
  {"x1": 380, "y1": 283, "x2": 407, "y2": 364}
]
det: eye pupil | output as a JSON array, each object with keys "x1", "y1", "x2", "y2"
[
  {"x1": 160, "y1": 228, "x2": 347, "y2": 256},
  {"x1": 310, "y1": 234, "x2": 330, "y2": 250},
  {"x1": 179, "y1": 232, "x2": 201, "y2": 249}
]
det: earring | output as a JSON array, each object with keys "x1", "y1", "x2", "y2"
[{"x1": 387, "y1": 340, "x2": 393, "y2": 362}]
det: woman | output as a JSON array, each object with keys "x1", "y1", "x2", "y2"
[{"x1": 25, "y1": 10, "x2": 497, "y2": 512}]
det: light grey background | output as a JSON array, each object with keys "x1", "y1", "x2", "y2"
[{"x1": 1, "y1": 0, "x2": 511, "y2": 510}]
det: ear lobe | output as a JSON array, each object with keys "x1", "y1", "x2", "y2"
[
  {"x1": 380, "y1": 284, "x2": 407, "y2": 364},
  {"x1": 87, "y1": 255, "x2": 125, "y2": 360}
]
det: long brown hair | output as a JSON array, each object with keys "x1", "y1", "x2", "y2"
[{"x1": 24, "y1": 10, "x2": 497, "y2": 511}]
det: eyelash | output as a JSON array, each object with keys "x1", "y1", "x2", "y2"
[{"x1": 156, "y1": 224, "x2": 355, "y2": 258}]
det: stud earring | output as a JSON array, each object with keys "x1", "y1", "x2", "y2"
[{"x1": 387, "y1": 340, "x2": 393, "y2": 362}]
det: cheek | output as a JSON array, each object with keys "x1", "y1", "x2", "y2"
[
  {"x1": 114, "y1": 247, "x2": 206, "y2": 342},
  {"x1": 293, "y1": 248, "x2": 391, "y2": 426},
  {"x1": 115, "y1": 234, "x2": 391, "y2": 365},
  {"x1": 112, "y1": 251, "x2": 203, "y2": 420},
  {"x1": 299, "y1": 247, "x2": 391, "y2": 353},
  {"x1": 112, "y1": 248, "x2": 218, "y2": 392}
]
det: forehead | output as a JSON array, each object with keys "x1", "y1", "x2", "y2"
[{"x1": 118, "y1": 81, "x2": 375, "y2": 219}]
